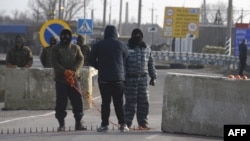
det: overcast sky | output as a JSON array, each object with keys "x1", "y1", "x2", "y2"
[{"x1": 1, "y1": 0, "x2": 250, "y2": 26}]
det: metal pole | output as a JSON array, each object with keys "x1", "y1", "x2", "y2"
[
  {"x1": 118, "y1": 0, "x2": 123, "y2": 35},
  {"x1": 103, "y1": 0, "x2": 107, "y2": 29},
  {"x1": 58, "y1": 0, "x2": 61, "y2": 19},
  {"x1": 84, "y1": 0, "x2": 86, "y2": 19},
  {"x1": 84, "y1": 0, "x2": 87, "y2": 44},
  {"x1": 138, "y1": 0, "x2": 142, "y2": 29},
  {"x1": 227, "y1": 0, "x2": 232, "y2": 55},
  {"x1": 151, "y1": 3, "x2": 154, "y2": 45}
]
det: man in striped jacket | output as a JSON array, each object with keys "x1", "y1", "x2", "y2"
[{"x1": 124, "y1": 28, "x2": 157, "y2": 130}]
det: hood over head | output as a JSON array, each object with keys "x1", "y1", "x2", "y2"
[
  {"x1": 50, "y1": 36, "x2": 58, "y2": 46},
  {"x1": 15, "y1": 35, "x2": 24, "y2": 48},
  {"x1": 76, "y1": 35, "x2": 85, "y2": 45},
  {"x1": 104, "y1": 25, "x2": 118, "y2": 39},
  {"x1": 60, "y1": 29, "x2": 72, "y2": 45},
  {"x1": 128, "y1": 28, "x2": 146, "y2": 48}
]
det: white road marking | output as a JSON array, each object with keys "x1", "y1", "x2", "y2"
[
  {"x1": 0, "y1": 112, "x2": 55, "y2": 124},
  {"x1": 146, "y1": 134, "x2": 160, "y2": 140}
]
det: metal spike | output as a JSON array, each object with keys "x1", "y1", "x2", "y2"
[
  {"x1": 19, "y1": 128, "x2": 20, "y2": 134},
  {"x1": 13, "y1": 128, "x2": 15, "y2": 134},
  {"x1": 1, "y1": 129, "x2": 3, "y2": 134},
  {"x1": 47, "y1": 127, "x2": 49, "y2": 132},
  {"x1": 7, "y1": 129, "x2": 9, "y2": 134},
  {"x1": 91, "y1": 125, "x2": 93, "y2": 131},
  {"x1": 41, "y1": 127, "x2": 43, "y2": 133},
  {"x1": 30, "y1": 128, "x2": 32, "y2": 133},
  {"x1": 24, "y1": 128, "x2": 26, "y2": 133}
]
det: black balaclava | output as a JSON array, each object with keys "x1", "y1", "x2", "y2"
[
  {"x1": 60, "y1": 29, "x2": 72, "y2": 45},
  {"x1": 128, "y1": 28, "x2": 146, "y2": 48},
  {"x1": 15, "y1": 35, "x2": 24, "y2": 48},
  {"x1": 50, "y1": 36, "x2": 57, "y2": 46}
]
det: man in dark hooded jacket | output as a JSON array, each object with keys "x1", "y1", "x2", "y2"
[
  {"x1": 88, "y1": 25, "x2": 129, "y2": 132},
  {"x1": 40, "y1": 36, "x2": 57, "y2": 68},
  {"x1": 6, "y1": 35, "x2": 33, "y2": 68},
  {"x1": 51, "y1": 28, "x2": 86, "y2": 131},
  {"x1": 124, "y1": 28, "x2": 157, "y2": 130}
]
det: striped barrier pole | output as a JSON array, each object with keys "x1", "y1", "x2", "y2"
[{"x1": 225, "y1": 36, "x2": 231, "y2": 56}]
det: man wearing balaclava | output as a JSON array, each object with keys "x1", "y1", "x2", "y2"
[
  {"x1": 5, "y1": 35, "x2": 33, "y2": 68},
  {"x1": 51, "y1": 29, "x2": 86, "y2": 131},
  {"x1": 124, "y1": 28, "x2": 157, "y2": 130},
  {"x1": 40, "y1": 36, "x2": 57, "y2": 68}
]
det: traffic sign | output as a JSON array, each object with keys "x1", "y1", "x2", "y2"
[
  {"x1": 148, "y1": 27, "x2": 158, "y2": 32},
  {"x1": 77, "y1": 19, "x2": 93, "y2": 35},
  {"x1": 234, "y1": 23, "x2": 250, "y2": 56},
  {"x1": 163, "y1": 7, "x2": 200, "y2": 38},
  {"x1": 39, "y1": 19, "x2": 71, "y2": 47}
]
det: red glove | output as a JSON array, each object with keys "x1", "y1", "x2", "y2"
[{"x1": 64, "y1": 70, "x2": 75, "y2": 87}]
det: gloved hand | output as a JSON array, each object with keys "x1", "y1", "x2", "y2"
[
  {"x1": 64, "y1": 70, "x2": 75, "y2": 87},
  {"x1": 149, "y1": 78, "x2": 156, "y2": 86},
  {"x1": 7, "y1": 64, "x2": 17, "y2": 68}
]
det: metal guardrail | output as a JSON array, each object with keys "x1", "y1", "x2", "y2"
[{"x1": 152, "y1": 51, "x2": 239, "y2": 69}]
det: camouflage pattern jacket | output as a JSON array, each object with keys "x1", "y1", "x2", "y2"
[
  {"x1": 40, "y1": 46, "x2": 53, "y2": 68},
  {"x1": 125, "y1": 45, "x2": 157, "y2": 79},
  {"x1": 51, "y1": 43, "x2": 84, "y2": 84},
  {"x1": 6, "y1": 46, "x2": 33, "y2": 67}
]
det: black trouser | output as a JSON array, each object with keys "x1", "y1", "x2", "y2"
[
  {"x1": 98, "y1": 81, "x2": 125, "y2": 126},
  {"x1": 55, "y1": 81, "x2": 84, "y2": 121},
  {"x1": 239, "y1": 57, "x2": 247, "y2": 76}
]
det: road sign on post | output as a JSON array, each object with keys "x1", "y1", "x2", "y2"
[
  {"x1": 77, "y1": 19, "x2": 93, "y2": 35},
  {"x1": 234, "y1": 23, "x2": 250, "y2": 56},
  {"x1": 39, "y1": 19, "x2": 71, "y2": 47},
  {"x1": 162, "y1": 7, "x2": 200, "y2": 39}
]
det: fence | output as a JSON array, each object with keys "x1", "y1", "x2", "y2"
[{"x1": 152, "y1": 51, "x2": 239, "y2": 69}]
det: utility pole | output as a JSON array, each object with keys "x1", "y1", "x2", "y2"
[
  {"x1": 202, "y1": 0, "x2": 207, "y2": 24},
  {"x1": 84, "y1": 0, "x2": 86, "y2": 19},
  {"x1": 226, "y1": 0, "x2": 233, "y2": 56},
  {"x1": 103, "y1": 0, "x2": 107, "y2": 29},
  {"x1": 109, "y1": 0, "x2": 112, "y2": 24},
  {"x1": 138, "y1": 0, "x2": 142, "y2": 29},
  {"x1": 125, "y1": 2, "x2": 128, "y2": 24},
  {"x1": 151, "y1": 3, "x2": 155, "y2": 45},
  {"x1": 118, "y1": 0, "x2": 123, "y2": 35},
  {"x1": 58, "y1": 0, "x2": 61, "y2": 19},
  {"x1": 83, "y1": 0, "x2": 87, "y2": 44}
]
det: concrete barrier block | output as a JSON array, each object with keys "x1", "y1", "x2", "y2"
[
  {"x1": 162, "y1": 73, "x2": 250, "y2": 137},
  {"x1": 4, "y1": 67, "x2": 92, "y2": 110},
  {"x1": 0, "y1": 66, "x2": 6, "y2": 102}
]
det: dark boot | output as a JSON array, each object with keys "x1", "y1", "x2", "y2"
[
  {"x1": 75, "y1": 120, "x2": 87, "y2": 131},
  {"x1": 57, "y1": 119, "x2": 65, "y2": 131}
]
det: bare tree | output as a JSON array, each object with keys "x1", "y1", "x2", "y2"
[
  {"x1": 201, "y1": 1, "x2": 227, "y2": 25},
  {"x1": 28, "y1": 0, "x2": 92, "y2": 22}
]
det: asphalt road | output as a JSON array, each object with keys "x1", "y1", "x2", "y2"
[{"x1": 0, "y1": 67, "x2": 224, "y2": 141}]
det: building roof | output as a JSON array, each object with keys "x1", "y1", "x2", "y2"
[{"x1": 0, "y1": 25, "x2": 27, "y2": 34}]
